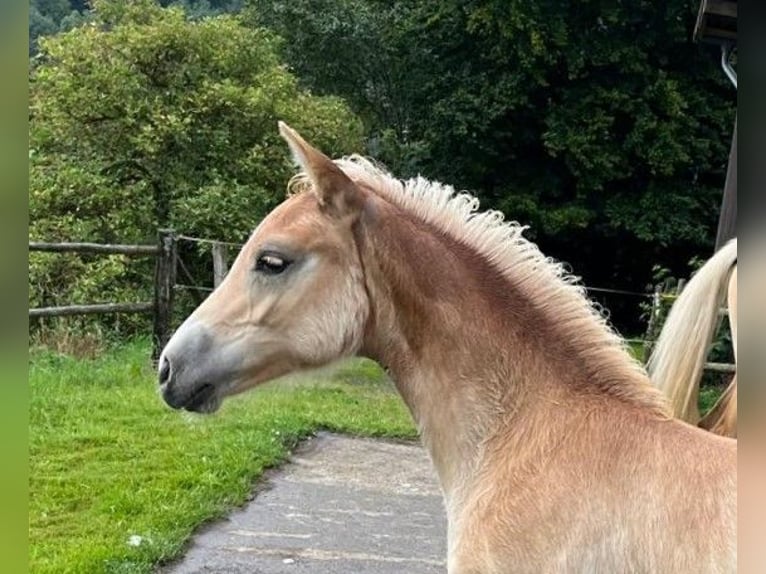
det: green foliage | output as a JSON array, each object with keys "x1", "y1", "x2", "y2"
[
  {"x1": 30, "y1": 0, "x2": 736, "y2": 335},
  {"x1": 29, "y1": 0, "x2": 242, "y2": 56},
  {"x1": 29, "y1": 0, "x2": 87, "y2": 56},
  {"x1": 29, "y1": 0, "x2": 362, "y2": 326},
  {"x1": 162, "y1": 0, "x2": 243, "y2": 19},
  {"x1": 640, "y1": 259, "x2": 734, "y2": 388},
  {"x1": 30, "y1": 341, "x2": 413, "y2": 573},
  {"x1": 247, "y1": 0, "x2": 735, "y2": 313},
  {"x1": 699, "y1": 386, "x2": 724, "y2": 414},
  {"x1": 639, "y1": 263, "x2": 679, "y2": 343}
]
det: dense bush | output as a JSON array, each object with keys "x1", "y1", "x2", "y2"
[
  {"x1": 248, "y1": 0, "x2": 736, "y2": 330},
  {"x1": 29, "y1": 0, "x2": 736, "y2": 340},
  {"x1": 29, "y1": 0, "x2": 363, "y2": 337}
]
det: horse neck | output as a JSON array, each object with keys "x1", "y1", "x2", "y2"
[{"x1": 354, "y1": 202, "x2": 590, "y2": 498}]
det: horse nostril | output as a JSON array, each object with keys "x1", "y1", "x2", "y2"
[{"x1": 158, "y1": 356, "x2": 172, "y2": 386}]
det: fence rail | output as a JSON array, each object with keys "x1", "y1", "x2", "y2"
[
  {"x1": 29, "y1": 242, "x2": 159, "y2": 256},
  {"x1": 705, "y1": 362, "x2": 737, "y2": 374},
  {"x1": 29, "y1": 230, "x2": 736, "y2": 376},
  {"x1": 29, "y1": 302, "x2": 154, "y2": 318},
  {"x1": 29, "y1": 230, "x2": 176, "y2": 361}
]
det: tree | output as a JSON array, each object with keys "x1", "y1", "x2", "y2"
[
  {"x1": 29, "y1": 0, "x2": 244, "y2": 56},
  {"x1": 29, "y1": 0, "x2": 86, "y2": 55},
  {"x1": 161, "y1": 0, "x2": 243, "y2": 19},
  {"x1": 246, "y1": 0, "x2": 735, "y2": 330},
  {"x1": 29, "y1": 0, "x2": 362, "y2": 318},
  {"x1": 247, "y1": 0, "x2": 423, "y2": 169}
]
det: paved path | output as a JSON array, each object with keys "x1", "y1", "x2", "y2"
[{"x1": 161, "y1": 433, "x2": 447, "y2": 573}]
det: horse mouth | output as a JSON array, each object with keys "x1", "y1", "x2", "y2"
[{"x1": 182, "y1": 383, "x2": 220, "y2": 413}]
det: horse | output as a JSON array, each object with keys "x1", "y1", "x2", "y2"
[
  {"x1": 647, "y1": 239, "x2": 737, "y2": 438},
  {"x1": 158, "y1": 123, "x2": 736, "y2": 573}
]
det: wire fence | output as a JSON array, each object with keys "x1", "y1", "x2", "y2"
[
  {"x1": 177, "y1": 234, "x2": 244, "y2": 249},
  {"x1": 173, "y1": 233, "x2": 734, "y2": 374},
  {"x1": 585, "y1": 285, "x2": 679, "y2": 302},
  {"x1": 177, "y1": 233, "x2": 678, "y2": 296},
  {"x1": 29, "y1": 231, "x2": 735, "y2": 375}
]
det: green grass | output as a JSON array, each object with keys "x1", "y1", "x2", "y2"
[
  {"x1": 30, "y1": 337, "x2": 727, "y2": 573},
  {"x1": 29, "y1": 340, "x2": 416, "y2": 574},
  {"x1": 626, "y1": 340, "x2": 646, "y2": 362},
  {"x1": 698, "y1": 386, "x2": 724, "y2": 414}
]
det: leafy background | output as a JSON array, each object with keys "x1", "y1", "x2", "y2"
[{"x1": 29, "y1": 0, "x2": 736, "y2": 337}]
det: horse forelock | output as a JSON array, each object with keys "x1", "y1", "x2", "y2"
[{"x1": 289, "y1": 156, "x2": 669, "y2": 415}]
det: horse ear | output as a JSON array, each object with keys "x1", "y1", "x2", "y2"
[{"x1": 278, "y1": 121, "x2": 362, "y2": 218}]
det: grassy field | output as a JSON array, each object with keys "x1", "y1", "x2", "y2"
[
  {"x1": 30, "y1": 339, "x2": 724, "y2": 573},
  {"x1": 29, "y1": 340, "x2": 416, "y2": 574}
]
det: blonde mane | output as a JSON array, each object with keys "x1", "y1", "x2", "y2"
[{"x1": 291, "y1": 156, "x2": 669, "y2": 415}]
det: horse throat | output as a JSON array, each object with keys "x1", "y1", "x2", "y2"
[
  {"x1": 354, "y1": 206, "x2": 566, "y2": 497},
  {"x1": 353, "y1": 196, "x2": 667, "y2": 501}
]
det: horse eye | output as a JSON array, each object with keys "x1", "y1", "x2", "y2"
[{"x1": 255, "y1": 253, "x2": 291, "y2": 275}]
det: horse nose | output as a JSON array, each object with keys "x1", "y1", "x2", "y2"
[{"x1": 158, "y1": 355, "x2": 172, "y2": 386}]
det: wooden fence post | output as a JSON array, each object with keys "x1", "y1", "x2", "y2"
[
  {"x1": 212, "y1": 242, "x2": 228, "y2": 288},
  {"x1": 643, "y1": 284, "x2": 664, "y2": 361},
  {"x1": 152, "y1": 229, "x2": 176, "y2": 363}
]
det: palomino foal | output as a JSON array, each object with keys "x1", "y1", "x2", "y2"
[{"x1": 159, "y1": 123, "x2": 736, "y2": 573}]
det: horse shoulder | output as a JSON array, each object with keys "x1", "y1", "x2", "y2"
[{"x1": 446, "y1": 408, "x2": 735, "y2": 573}]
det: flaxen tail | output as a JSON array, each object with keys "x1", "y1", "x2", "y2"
[
  {"x1": 699, "y1": 266, "x2": 737, "y2": 437},
  {"x1": 647, "y1": 239, "x2": 737, "y2": 424}
]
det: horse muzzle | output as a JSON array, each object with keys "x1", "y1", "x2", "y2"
[{"x1": 157, "y1": 319, "x2": 242, "y2": 413}]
